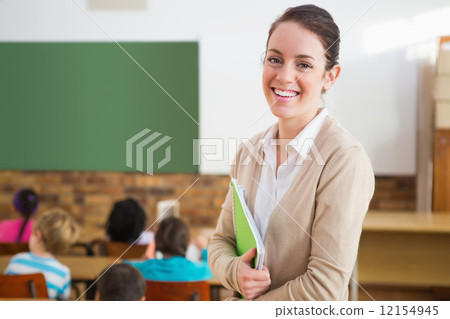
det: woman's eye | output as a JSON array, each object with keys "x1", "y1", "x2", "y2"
[
  {"x1": 298, "y1": 63, "x2": 312, "y2": 69},
  {"x1": 267, "y1": 57, "x2": 281, "y2": 64}
]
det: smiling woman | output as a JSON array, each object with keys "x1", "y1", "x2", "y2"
[{"x1": 208, "y1": 5, "x2": 375, "y2": 301}]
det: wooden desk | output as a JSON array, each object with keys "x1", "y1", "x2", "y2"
[
  {"x1": 358, "y1": 211, "x2": 450, "y2": 287},
  {"x1": 363, "y1": 210, "x2": 450, "y2": 233},
  {"x1": 1, "y1": 255, "x2": 222, "y2": 282},
  {"x1": 0, "y1": 256, "x2": 118, "y2": 282}
]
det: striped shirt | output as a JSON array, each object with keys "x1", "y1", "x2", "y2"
[{"x1": 4, "y1": 252, "x2": 71, "y2": 300}]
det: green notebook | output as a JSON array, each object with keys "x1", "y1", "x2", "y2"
[{"x1": 231, "y1": 178, "x2": 265, "y2": 270}]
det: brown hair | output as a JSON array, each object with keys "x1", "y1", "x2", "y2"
[
  {"x1": 155, "y1": 217, "x2": 189, "y2": 257},
  {"x1": 96, "y1": 263, "x2": 146, "y2": 301},
  {"x1": 33, "y1": 208, "x2": 79, "y2": 254},
  {"x1": 266, "y1": 4, "x2": 340, "y2": 71}
]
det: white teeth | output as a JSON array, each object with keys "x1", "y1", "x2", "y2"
[{"x1": 274, "y1": 88, "x2": 299, "y2": 97}]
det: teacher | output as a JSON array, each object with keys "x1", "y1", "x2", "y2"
[{"x1": 208, "y1": 4, "x2": 375, "y2": 301}]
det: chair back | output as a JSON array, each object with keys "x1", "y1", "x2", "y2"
[
  {"x1": 145, "y1": 280, "x2": 210, "y2": 301},
  {"x1": 0, "y1": 273, "x2": 49, "y2": 298},
  {"x1": 0, "y1": 242, "x2": 29, "y2": 255},
  {"x1": 91, "y1": 239, "x2": 147, "y2": 259},
  {"x1": 63, "y1": 242, "x2": 94, "y2": 256}
]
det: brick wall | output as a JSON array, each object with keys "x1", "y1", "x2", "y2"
[{"x1": 0, "y1": 171, "x2": 415, "y2": 239}]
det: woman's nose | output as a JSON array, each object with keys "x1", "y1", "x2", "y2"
[{"x1": 276, "y1": 64, "x2": 297, "y2": 84}]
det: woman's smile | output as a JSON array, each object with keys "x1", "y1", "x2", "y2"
[{"x1": 272, "y1": 87, "x2": 300, "y2": 99}]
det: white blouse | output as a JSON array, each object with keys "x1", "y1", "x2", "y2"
[{"x1": 253, "y1": 108, "x2": 328, "y2": 240}]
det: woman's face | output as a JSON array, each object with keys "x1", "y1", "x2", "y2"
[{"x1": 262, "y1": 21, "x2": 335, "y2": 123}]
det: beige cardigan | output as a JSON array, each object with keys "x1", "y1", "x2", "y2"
[{"x1": 208, "y1": 116, "x2": 375, "y2": 301}]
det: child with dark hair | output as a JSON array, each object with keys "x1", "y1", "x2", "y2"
[
  {"x1": 5, "y1": 208, "x2": 79, "y2": 300},
  {"x1": 95, "y1": 263, "x2": 146, "y2": 301},
  {"x1": 126, "y1": 217, "x2": 212, "y2": 281},
  {"x1": 106, "y1": 198, "x2": 153, "y2": 244},
  {"x1": 0, "y1": 189, "x2": 39, "y2": 242}
]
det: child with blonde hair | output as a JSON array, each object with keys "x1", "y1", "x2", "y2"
[{"x1": 4, "y1": 208, "x2": 79, "y2": 300}]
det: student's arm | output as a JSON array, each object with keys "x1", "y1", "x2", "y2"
[
  {"x1": 191, "y1": 235, "x2": 209, "y2": 262},
  {"x1": 145, "y1": 240, "x2": 155, "y2": 259},
  {"x1": 201, "y1": 248, "x2": 207, "y2": 262},
  {"x1": 255, "y1": 146, "x2": 374, "y2": 301}
]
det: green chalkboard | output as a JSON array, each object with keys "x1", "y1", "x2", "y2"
[{"x1": 0, "y1": 42, "x2": 198, "y2": 173}]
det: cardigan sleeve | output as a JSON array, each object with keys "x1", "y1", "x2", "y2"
[
  {"x1": 207, "y1": 157, "x2": 243, "y2": 294},
  {"x1": 255, "y1": 145, "x2": 374, "y2": 301}
]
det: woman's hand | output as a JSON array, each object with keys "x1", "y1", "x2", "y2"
[{"x1": 237, "y1": 248, "x2": 271, "y2": 299}]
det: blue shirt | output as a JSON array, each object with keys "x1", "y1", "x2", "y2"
[{"x1": 126, "y1": 249, "x2": 212, "y2": 282}]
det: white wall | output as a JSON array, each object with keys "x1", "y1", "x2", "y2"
[{"x1": 1, "y1": 0, "x2": 449, "y2": 175}]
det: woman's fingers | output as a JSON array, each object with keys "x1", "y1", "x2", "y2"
[
  {"x1": 255, "y1": 266, "x2": 271, "y2": 281},
  {"x1": 242, "y1": 276, "x2": 271, "y2": 299},
  {"x1": 240, "y1": 247, "x2": 256, "y2": 264},
  {"x1": 237, "y1": 253, "x2": 271, "y2": 299}
]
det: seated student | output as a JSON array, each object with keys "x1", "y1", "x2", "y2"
[
  {"x1": 95, "y1": 263, "x2": 146, "y2": 301},
  {"x1": 4, "y1": 208, "x2": 79, "y2": 300},
  {"x1": 0, "y1": 189, "x2": 39, "y2": 242},
  {"x1": 106, "y1": 198, "x2": 154, "y2": 252},
  {"x1": 126, "y1": 217, "x2": 212, "y2": 281}
]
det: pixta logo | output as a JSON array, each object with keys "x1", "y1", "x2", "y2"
[{"x1": 126, "y1": 129, "x2": 172, "y2": 175}]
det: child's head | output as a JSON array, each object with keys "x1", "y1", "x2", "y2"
[
  {"x1": 30, "y1": 208, "x2": 79, "y2": 255},
  {"x1": 96, "y1": 263, "x2": 146, "y2": 301},
  {"x1": 13, "y1": 189, "x2": 39, "y2": 216},
  {"x1": 13, "y1": 189, "x2": 39, "y2": 242},
  {"x1": 106, "y1": 198, "x2": 146, "y2": 243},
  {"x1": 155, "y1": 217, "x2": 190, "y2": 257}
]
